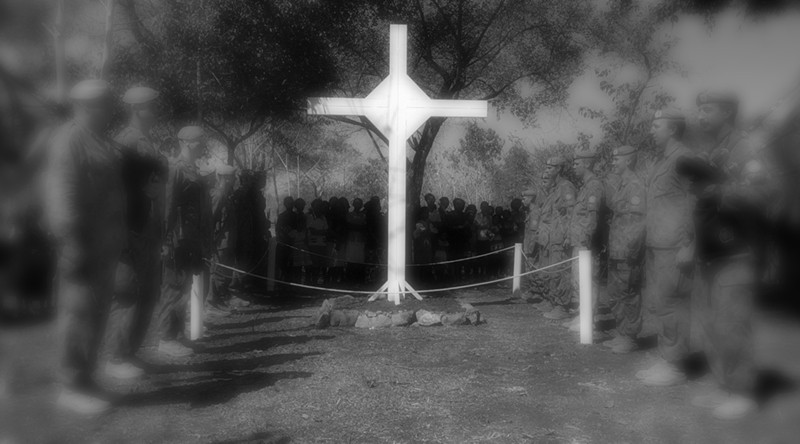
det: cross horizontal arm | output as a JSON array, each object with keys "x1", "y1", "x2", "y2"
[
  {"x1": 410, "y1": 100, "x2": 488, "y2": 118},
  {"x1": 307, "y1": 98, "x2": 387, "y2": 116}
]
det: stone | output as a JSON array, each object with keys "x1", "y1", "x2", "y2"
[
  {"x1": 441, "y1": 312, "x2": 468, "y2": 326},
  {"x1": 330, "y1": 309, "x2": 360, "y2": 327},
  {"x1": 355, "y1": 311, "x2": 393, "y2": 329},
  {"x1": 415, "y1": 309, "x2": 442, "y2": 327},
  {"x1": 391, "y1": 310, "x2": 415, "y2": 327},
  {"x1": 464, "y1": 306, "x2": 482, "y2": 325}
]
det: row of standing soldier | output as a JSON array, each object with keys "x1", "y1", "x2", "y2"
[
  {"x1": 522, "y1": 91, "x2": 769, "y2": 420},
  {"x1": 45, "y1": 79, "x2": 265, "y2": 415}
]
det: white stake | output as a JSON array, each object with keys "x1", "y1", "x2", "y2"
[
  {"x1": 512, "y1": 243, "x2": 522, "y2": 297},
  {"x1": 578, "y1": 248, "x2": 593, "y2": 345},
  {"x1": 190, "y1": 273, "x2": 204, "y2": 341}
]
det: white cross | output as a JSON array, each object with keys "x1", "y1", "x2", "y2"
[{"x1": 307, "y1": 24, "x2": 488, "y2": 304}]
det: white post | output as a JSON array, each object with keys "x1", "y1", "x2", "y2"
[
  {"x1": 267, "y1": 237, "x2": 277, "y2": 292},
  {"x1": 190, "y1": 274, "x2": 204, "y2": 341},
  {"x1": 578, "y1": 248, "x2": 593, "y2": 345},
  {"x1": 512, "y1": 243, "x2": 522, "y2": 297}
]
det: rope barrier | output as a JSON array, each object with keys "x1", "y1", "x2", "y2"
[
  {"x1": 204, "y1": 255, "x2": 578, "y2": 296},
  {"x1": 520, "y1": 250, "x2": 574, "y2": 274},
  {"x1": 275, "y1": 240, "x2": 515, "y2": 267}
]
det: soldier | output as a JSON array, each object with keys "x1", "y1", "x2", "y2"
[
  {"x1": 638, "y1": 107, "x2": 695, "y2": 387},
  {"x1": 106, "y1": 86, "x2": 166, "y2": 381},
  {"x1": 157, "y1": 126, "x2": 211, "y2": 358},
  {"x1": 603, "y1": 145, "x2": 646, "y2": 354},
  {"x1": 688, "y1": 90, "x2": 763, "y2": 420},
  {"x1": 207, "y1": 164, "x2": 238, "y2": 317},
  {"x1": 275, "y1": 196, "x2": 295, "y2": 284},
  {"x1": 541, "y1": 156, "x2": 577, "y2": 320},
  {"x1": 531, "y1": 173, "x2": 555, "y2": 310},
  {"x1": 45, "y1": 80, "x2": 126, "y2": 414},
  {"x1": 564, "y1": 147, "x2": 605, "y2": 329}
]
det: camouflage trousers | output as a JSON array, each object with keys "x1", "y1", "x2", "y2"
[
  {"x1": 644, "y1": 247, "x2": 693, "y2": 363},
  {"x1": 545, "y1": 244, "x2": 573, "y2": 308},
  {"x1": 697, "y1": 256, "x2": 757, "y2": 394},
  {"x1": 608, "y1": 258, "x2": 644, "y2": 338}
]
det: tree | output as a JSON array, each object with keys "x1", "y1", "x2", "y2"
[
  {"x1": 110, "y1": 0, "x2": 338, "y2": 165},
  {"x1": 312, "y1": 0, "x2": 589, "y2": 201}
]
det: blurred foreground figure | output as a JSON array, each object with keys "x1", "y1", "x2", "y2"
[
  {"x1": 157, "y1": 126, "x2": 210, "y2": 358},
  {"x1": 687, "y1": 90, "x2": 764, "y2": 420},
  {"x1": 639, "y1": 107, "x2": 694, "y2": 387},
  {"x1": 45, "y1": 80, "x2": 125, "y2": 414},
  {"x1": 106, "y1": 86, "x2": 166, "y2": 381}
]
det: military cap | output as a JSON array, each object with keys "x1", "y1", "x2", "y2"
[
  {"x1": 546, "y1": 156, "x2": 565, "y2": 166},
  {"x1": 653, "y1": 107, "x2": 685, "y2": 122},
  {"x1": 177, "y1": 125, "x2": 206, "y2": 141},
  {"x1": 696, "y1": 88, "x2": 739, "y2": 107},
  {"x1": 522, "y1": 188, "x2": 537, "y2": 197},
  {"x1": 216, "y1": 164, "x2": 237, "y2": 176},
  {"x1": 573, "y1": 147, "x2": 597, "y2": 160},
  {"x1": 68, "y1": 79, "x2": 112, "y2": 102},
  {"x1": 122, "y1": 86, "x2": 160, "y2": 105},
  {"x1": 611, "y1": 145, "x2": 637, "y2": 157}
]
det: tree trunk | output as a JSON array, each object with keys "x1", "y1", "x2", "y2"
[
  {"x1": 99, "y1": 0, "x2": 117, "y2": 80},
  {"x1": 408, "y1": 117, "x2": 445, "y2": 205}
]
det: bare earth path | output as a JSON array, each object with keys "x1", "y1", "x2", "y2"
[{"x1": 2, "y1": 288, "x2": 800, "y2": 443}]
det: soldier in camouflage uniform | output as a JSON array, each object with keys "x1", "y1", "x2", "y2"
[
  {"x1": 563, "y1": 147, "x2": 605, "y2": 328},
  {"x1": 602, "y1": 145, "x2": 646, "y2": 354},
  {"x1": 540, "y1": 156, "x2": 577, "y2": 320},
  {"x1": 106, "y1": 86, "x2": 166, "y2": 381},
  {"x1": 45, "y1": 80, "x2": 126, "y2": 414},
  {"x1": 157, "y1": 126, "x2": 212, "y2": 358},
  {"x1": 638, "y1": 107, "x2": 695, "y2": 387}
]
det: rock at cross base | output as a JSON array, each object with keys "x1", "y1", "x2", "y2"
[
  {"x1": 415, "y1": 309, "x2": 443, "y2": 327},
  {"x1": 330, "y1": 309, "x2": 361, "y2": 327},
  {"x1": 441, "y1": 312, "x2": 468, "y2": 326},
  {"x1": 314, "y1": 295, "x2": 358, "y2": 329},
  {"x1": 391, "y1": 310, "x2": 415, "y2": 327},
  {"x1": 355, "y1": 311, "x2": 393, "y2": 329}
]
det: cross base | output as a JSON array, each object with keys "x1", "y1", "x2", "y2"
[{"x1": 367, "y1": 280, "x2": 424, "y2": 305}]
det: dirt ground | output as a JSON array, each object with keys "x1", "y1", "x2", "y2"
[{"x1": 2, "y1": 288, "x2": 800, "y2": 444}]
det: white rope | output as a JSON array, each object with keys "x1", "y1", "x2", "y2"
[
  {"x1": 276, "y1": 240, "x2": 515, "y2": 267},
  {"x1": 204, "y1": 255, "x2": 578, "y2": 295}
]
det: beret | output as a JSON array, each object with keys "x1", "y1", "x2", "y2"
[
  {"x1": 122, "y1": 86, "x2": 160, "y2": 105},
  {"x1": 653, "y1": 107, "x2": 685, "y2": 122},
  {"x1": 69, "y1": 79, "x2": 112, "y2": 102},
  {"x1": 177, "y1": 126, "x2": 206, "y2": 141},
  {"x1": 612, "y1": 145, "x2": 637, "y2": 157},
  {"x1": 573, "y1": 147, "x2": 597, "y2": 160},
  {"x1": 522, "y1": 188, "x2": 537, "y2": 197},
  {"x1": 696, "y1": 89, "x2": 739, "y2": 107},
  {"x1": 546, "y1": 156, "x2": 565, "y2": 166},
  {"x1": 216, "y1": 164, "x2": 237, "y2": 176}
]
